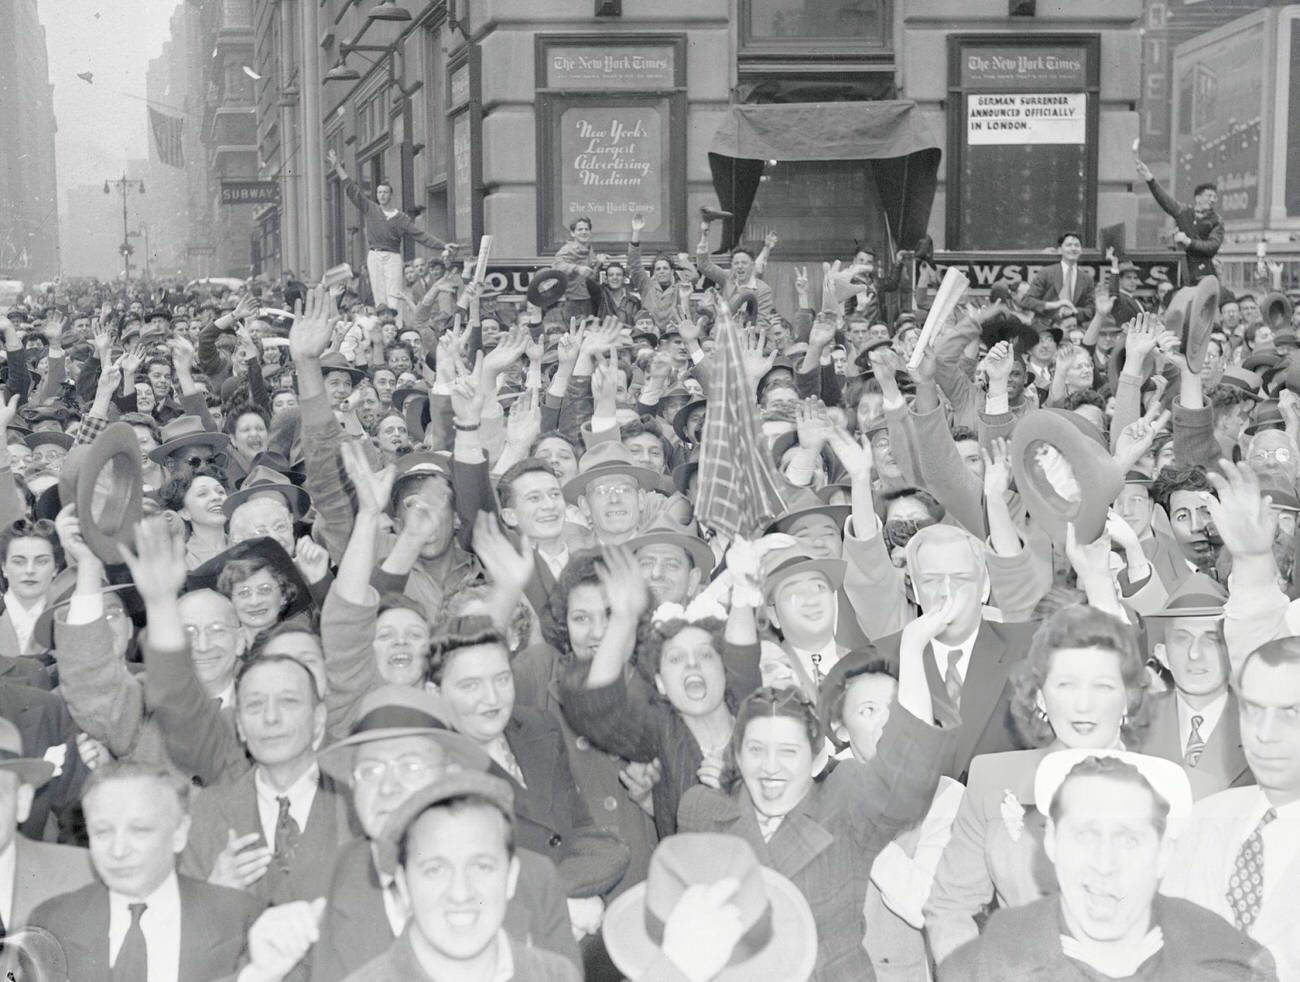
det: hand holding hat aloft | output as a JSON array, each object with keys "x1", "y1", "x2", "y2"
[
  {"x1": 1205, "y1": 459, "x2": 1276, "y2": 561},
  {"x1": 53, "y1": 504, "x2": 100, "y2": 571},
  {"x1": 1065, "y1": 520, "x2": 1113, "y2": 581}
]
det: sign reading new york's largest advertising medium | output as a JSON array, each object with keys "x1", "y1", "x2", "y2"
[{"x1": 536, "y1": 35, "x2": 686, "y2": 254}]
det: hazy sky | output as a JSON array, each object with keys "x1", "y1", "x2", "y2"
[{"x1": 41, "y1": 0, "x2": 180, "y2": 211}]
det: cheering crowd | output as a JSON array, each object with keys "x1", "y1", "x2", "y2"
[{"x1": 0, "y1": 157, "x2": 1297, "y2": 982}]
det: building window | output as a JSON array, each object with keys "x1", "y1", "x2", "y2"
[
  {"x1": 742, "y1": 0, "x2": 889, "y2": 46},
  {"x1": 358, "y1": 87, "x2": 390, "y2": 149}
]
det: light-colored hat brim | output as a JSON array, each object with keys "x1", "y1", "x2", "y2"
[
  {"x1": 1033, "y1": 748, "x2": 1193, "y2": 838},
  {"x1": 317, "y1": 726, "x2": 491, "y2": 784},
  {"x1": 603, "y1": 865, "x2": 818, "y2": 982}
]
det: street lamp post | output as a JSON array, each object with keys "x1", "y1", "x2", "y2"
[{"x1": 104, "y1": 173, "x2": 146, "y2": 282}]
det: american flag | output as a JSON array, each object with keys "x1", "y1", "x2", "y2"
[
  {"x1": 695, "y1": 307, "x2": 789, "y2": 539},
  {"x1": 149, "y1": 108, "x2": 185, "y2": 169}
]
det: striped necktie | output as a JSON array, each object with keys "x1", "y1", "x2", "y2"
[
  {"x1": 1184, "y1": 714, "x2": 1206, "y2": 767},
  {"x1": 944, "y1": 649, "x2": 964, "y2": 711}
]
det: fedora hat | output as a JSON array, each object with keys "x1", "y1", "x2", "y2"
[
  {"x1": 222, "y1": 466, "x2": 312, "y2": 521},
  {"x1": 33, "y1": 580, "x2": 141, "y2": 652},
  {"x1": 730, "y1": 290, "x2": 759, "y2": 323},
  {"x1": 762, "y1": 546, "x2": 847, "y2": 601},
  {"x1": 762, "y1": 487, "x2": 851, "y2": 539},
  {"x1": 391, "y1": 385, "x2": 429, "y2": 412},
  {"x1": 56, "y1": 424, "x2": 145, "y2": 565},
  {"x1": 148, "y1": 415, "x2": 230, "y2": 463},
  {"x1": 1142, "y1": 571, "x2": 1226, "y2": 648},
  {"x1": 628, "y1": 516, "x2": 715, "y2": 578},
  {"x1": 1010, "y1": 409, "x2": 1123, "y2": 544},
  {"x1": 1262, "y1": 292, "x2": 1295, "y2": 331},
  {"x1": 1166, "y1": 276, "x2": 1219, "y2": 372},
  {"x1": 1244, "y1": 400, "x2": 1285, "y2": 436},
  {"x1": 1241, "y1": 347, "x2": 1284, "y2": 375},
  {"x1": 22, "y1": 431, "x2": 73, "y2": 452},
  {"x1": 186, "y1": 536, "x2": 312, "y2": 620},
  {"x1": 318, "y1": 352, "x2": 368, "y2": 385},
  {"x1": 1034, "y1": 748, "x2": 1193, "y2": 839},
  {"x1": 318, "y1": 685, "x2": 491, "y2": 785},
  {"x1": 247, "y1": 450, "x2": 306, "y2": 485},
  {"x1": 525, "y1": 268, "x2": 568, "y2": 311},
  {"x1": 604, "y1": 834, "x2": 817, "y2": 982},
  {"x1": 672, "y1": 399, "x2": 708, "y2": 444},
  {"x1": 1220, "y1": 366, "x2": 1263, "y2": 398},
  {"x1": 672, "y1": 460, "x2": 698, "y2": 498},
  {"x1": 0, "y1": 717, "x2": 55, "y2": 788},
  {"x1": 562, "y1": 442, "x2": 670, "y2": 505}
]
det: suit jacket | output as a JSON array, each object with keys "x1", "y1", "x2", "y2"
[
  {"x1": 925, "y1": 747, "x2": 1058, "y2": 965},
  {"x1": 1140, "y1": 691, "x2": 1253, "y2": 800},
  {"x1": 9, "y1": 835, "x2": 94, "y2": 929},
  {"x1": 875, "y1": 620, "x2": 1034, "y2": 782},
  {"x1": 310, "y1": 837, "x2": 580, "y2": 982},
  {"x1": 0, "y1": 681, "x2": 92, "y2": 843},
  {"x1": 501, "y1": 706, "x2": 630, "y2": 898},
  {"x1": 28, "y1": 874, "x2": 264, "y2": 982},
  {"x1": 941, "y1": 894, "x2": 1275, "y2": 982},
  {"x1": 679, "y1": 705, "x2": 954, "y2": 982},
  {"x1": 1022, "y1": 262, "x2": 1096, "y2": 322},
  {"x1": 181, "y1": 768, "x2": 361, "y2": 905},
  {"x1": 1161, "y1": 786, "x2": 1300, "y2": 982}
]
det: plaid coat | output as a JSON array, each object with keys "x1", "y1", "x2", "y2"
[{"x1": 678, "y1": 706, "x2": 955, "y2": 982}]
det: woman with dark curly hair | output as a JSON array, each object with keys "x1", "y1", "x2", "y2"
[
  {"x1": 923, "y1": 604, "x2": 1154, "y2": 966},
  {"x1": 678, "y1": 627, "x2": 952, "y2": 982},
  {"x1": 216, "y1": 555, "x2": 298, "y2": 642},
  {"x1": 0, "y1": 517, "x2": 65, "y2": 656},
  {"x1": 161, "y1": 472, "x2": 228, "y2": 570},
  {"x1": 558, "y1": 547, "x2": 761, "y2": 841}
]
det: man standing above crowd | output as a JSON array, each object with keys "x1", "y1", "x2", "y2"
[{"x1": 1136, "y1": 158, "x2": 1224, "y2": 283}]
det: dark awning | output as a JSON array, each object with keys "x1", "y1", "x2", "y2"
[{"x1": 708, "y1": 101, "x2": 941, "y2": 253}]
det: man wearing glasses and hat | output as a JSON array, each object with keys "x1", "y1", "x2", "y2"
[{"x1": 235, "y1": 686, "x2": 578, "y2": 982}]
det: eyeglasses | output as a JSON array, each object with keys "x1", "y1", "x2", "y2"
[
  {"x1": 1250, "y1": 447, "x2": 1293, "y2": 464},
  {"x1": 249, "y1": 520, "x2": 293, "y2": 537},
  {"x1": 351, "y1": 756, "x2": 435, "y2": 785},
  {"x1": 233, "y1": 583, "x2": 280, "y2": 601},
  {"x1": 183, "y1": 622, "x2": 234, "y2": 642},
  {"x1": 588, "y1": 482, "x2": 637, "y2": 500}
]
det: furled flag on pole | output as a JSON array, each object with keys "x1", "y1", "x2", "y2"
[
  {"x1": 695, "y1": 302, "x2": 789, "y2": 540},
  {"x1": 149, "y1": 107, "x2": 185, "y2": 168}
]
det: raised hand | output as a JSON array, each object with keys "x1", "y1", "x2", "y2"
[
  {"x1": 808, "y1": 314, "x2": 836, "y2": 351},
  {"x1": 1123, "y1": 312, "x2": 1164, "y2": 366},
  {"x1": 293, "y1": 536, "x2": 331, "y2": 583},
  {"x1": 1065, "y1": 521, "x2": 1112, "y2": 584},
  {"x1": 982, "y1": 437, "x2": 1013, "y2": 500},
  {"x1": 54, "y1": 505, "x2": 100, "y2": 570},
  {"x1": 0, "y1": 394, "x2": 19, "y2": 434},
  {"x1": 450, "y1": 351, "x2": 487, "y2": 423},
  {"x1": 984, "y1": 340, "x2": 1014, "y2": 389},
  {"x1": 288, "y1": 285, "x2": 333, "y2": 362},
  {"x1": 118, "y1": 517, "x2": 187, "y2": 606},
  {"x1": 578, "y1": 315, "x2": 622, "y2": 359},
  {"x1": 826, "y1": 426, "x2": 871, "y2": 483},
  {"x1": 244, "y1": 898, "x2": 328, "y2": 981},
  {"x1": 596, "y1": 545, "x2": 650, "y2": 624},
  {"x1": 339, "y1": 439, "x2": 394, "y2": 516},
  {"x1": 233, "y1": 294, "x2": 260, "y2": 321},
  {"x1": 763, "y1": 230, "x2": 779, "y2": 251},
  {"x1": 169, "y1": 336, "x2": 196, "y2": 377},
  {"x1": 794, "y1": 266, "x2": 809, "y2": 295},
  {"x1": 630, "y1": 213, "x2": 646, "y2": 236},
  {"x1": 1113, "y1": 404, "x2": 1171, "y2": 472},
  {"x1": 1095, "y1": 293, "x2": 1116, "y2": 317},
  {"x1": 482, "y1": 323, "x2": 528, "y2": 385},
  {"x1": 505, "y1": 386, "x2": 542, "y2": 449},
  {"x1": 1205, "y1": 460, "x2": 1276, "y2": 561},
  {"x1": 794, "y1": 398, "x2": 832, "y2": 452},
  {"x1": 473, "y1": 511, "x2": 532, "y2": 594},
  {"x1": 739, "y1": 328, "x2": 775, "y2": 389},
  {"x1": 1135, "y1": 159, "x2": 1153, "y2": 182},
  {"x1": 592, "y1": 350, "x2": 620, "y2": 410}
]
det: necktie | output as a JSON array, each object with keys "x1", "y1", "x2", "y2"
[
  {"x1": 1184, "y1": 714, "x2": 1206, "y2": 767},
  {"x1": 112, "y1": 902, "x2": 148, "y2": 982},
  {"x1": 1227, "y1": 808, "x2": 1277, "y2": 930},
  {"x1": 944, "y1": 649, "x2": 964, "y2": 711},
  {"x1": 809, "y1": 651, "x2": 823, "y2": 686},
  {"x1": 1064, "y1": 265, "x2": 1076, "y2": 304},
  {"x1": 270, "y1": 795, "x2": 302, "y2": 904}
]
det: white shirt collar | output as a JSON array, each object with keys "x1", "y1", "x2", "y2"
[
  {"x1": 1175, "y1": 690, "x2": 1230, "y2": 747},
  {"x1": 213, "y1": 680, "x2": 235, "y2": 709},
  {"x1": 931, "y1": 628, "x2": 979, "y2": 684},
  {"x1": 3, "y1": 590, "x2": 45, "y2": 652},
  {"x1": 253, "y1": 763, "x2": 320, "y2": 847}
]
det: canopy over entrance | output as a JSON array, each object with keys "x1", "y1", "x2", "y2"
[{"x1": 707, "y1": 101, "x2": 941, "y2": 254}]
